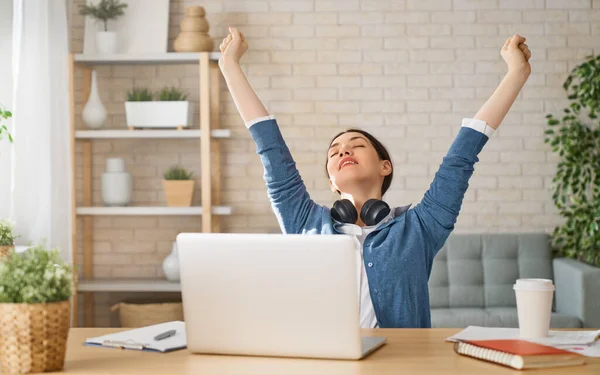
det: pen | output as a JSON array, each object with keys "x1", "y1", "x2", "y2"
[{"x1": 154, "y1": 329, "x2": 176, "y2": 341}]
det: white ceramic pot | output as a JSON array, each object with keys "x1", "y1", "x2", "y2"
[
  {"x1": 162, "y1": 242, "x2": 180, "y2": 282},
  {"x1": 101, "y1": 158, "x2": 132, "y2": 206},
  {"x1": 81, "y1": 70, "x2": 107, "y2": 129},
  {"x1": 125, "y1": 101, "x2": 192, "y2": 129},
  {"x1": 95, "y1": 31, "x2": 118, "y2": 54}
]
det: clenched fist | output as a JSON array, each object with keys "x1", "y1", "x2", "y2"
[
  {"x1": 502, "y1": 34, "x2": 531, "y2": 77},
  {"x1": 219, "y1": 26, "x2": 248, "y2": 70}
]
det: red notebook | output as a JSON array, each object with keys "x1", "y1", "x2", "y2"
[{"x1": 454, "y1": 339, "x2": 585, "y2": 370}]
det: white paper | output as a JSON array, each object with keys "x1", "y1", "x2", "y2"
[
  {"x1": 447, "y1": 326, "x2": 600, "y2": 351},
  {"x1": 85, "y1": 321, "x2": 186, "y2": 352}
]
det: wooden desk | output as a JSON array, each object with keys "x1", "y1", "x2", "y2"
[{"x1": 52, "y1": 328, "x2": 599, "y2": 374}]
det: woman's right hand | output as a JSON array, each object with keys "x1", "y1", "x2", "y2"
[{"x1": 219, "y1": 26, "x2": 248, "y2": 70}]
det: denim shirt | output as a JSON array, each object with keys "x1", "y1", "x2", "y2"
[{"x1": 248, "y1": 118, "x2": 489, "y2": 328}]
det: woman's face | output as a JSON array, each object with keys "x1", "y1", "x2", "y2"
[{"x1": 326, "y1": 132, "x2": 391, "y2": 194}]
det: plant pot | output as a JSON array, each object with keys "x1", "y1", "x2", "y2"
[
  {"x1": 95, "y1": 31, "x2": 118, "y2": 54},
  {"x1": 0, "y1": 245, "x2": 14, "y2": 260},
  {"x1": 125, "y1": 101, "x2": 192, "y2": 129},
  {"x1": 163, "y1": 180, "x2": 195, "y2": 207},
  {"x1": 0, "y1": 300, "x2": 70, "y2": 374}
]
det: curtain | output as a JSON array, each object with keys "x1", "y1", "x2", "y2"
[{"x1": 5, "y1": 0, "x2": 72, "y2": 262}]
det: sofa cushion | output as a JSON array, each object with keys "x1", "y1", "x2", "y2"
[
  {"x1": 429, "y1": 233, "x2": 554, "y2": 309},
  {"x1": 431, "y1": 308, "x2": 582, "y2": 328}
]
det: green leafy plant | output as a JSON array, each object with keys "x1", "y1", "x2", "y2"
[
  {"x1": 0, "y1": 106, "x2": 13, "y2": 144},
  {"x1": 0, "y1": 219, "x2": 18, "y2": 247},
  {"x1": 163, "y1": 165, "x2": 193, "y2": 180},
  {"x1": 79, "y1": 0, "x2": 128, "y2": 32},
  {"x1": 0, "y1": 244, "x2": 73, "y2": 303},
  {"x1": 126, "y1": 87, "x2": 153, "y2": 102},
  {"x1": 158, "y1": 87, "x2": 188, "y2": 101},
  {"x1": 544, "y1": 54, "x2": 600, "y2": 267}
]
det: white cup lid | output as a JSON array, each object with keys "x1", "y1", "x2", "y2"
[{"x1": 513, "y1": 278, "x2": 555, "y2": 291}]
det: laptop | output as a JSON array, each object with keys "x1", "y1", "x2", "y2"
[{"x1": 176, "y1": 233, "x2": 386, "y2": 360}]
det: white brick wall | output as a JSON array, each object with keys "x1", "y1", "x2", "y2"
[{"x1": 71, "y1": 0, "x2": 600, "y2": 326}]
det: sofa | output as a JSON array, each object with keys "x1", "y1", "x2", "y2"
[{"x1": 428, "y1": 233, "x2": 600, "y2": 328}]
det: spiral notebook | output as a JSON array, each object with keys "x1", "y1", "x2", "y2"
[
  {"x1": 84, "y1": 321, "x2": 187, "y2": 353},
  {"x1": 454, "y1": 340, "x2": 585, "y2": 370}
]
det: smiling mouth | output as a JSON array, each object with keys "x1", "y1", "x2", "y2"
[{"x1": 339, "y1": 159, "x2": 358, "y2": 170}]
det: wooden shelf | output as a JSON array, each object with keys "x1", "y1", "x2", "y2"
[
  {"x1": 77, "y1": 279, "x2": 181, "y2": 292},
  {"x1": 74, "y1": 52, "x2": 221, "y2": 64},
  {"x1": 76, "y1": 206, "x2": 232, "y2": 216},
  {"x1": 75, "y1": 129, "x2": 231, "y2": 139}
]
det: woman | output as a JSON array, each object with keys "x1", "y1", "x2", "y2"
[{"x1": 218, "y1": 27, "x2": 531, "y2": 328}]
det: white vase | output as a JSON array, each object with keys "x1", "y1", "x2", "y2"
[
  {"x1": 95, "y1": 31, "x2": 118, "y2": 54},
  {"x1": 82, "y1": 70, "x2": 107, "y2": 129},
  {"x1": 101, "y1": 158, "x2": 132, "y2": 206},
  {"x1": 162, "y1": 242, "x2": 180, "y2": 282}
]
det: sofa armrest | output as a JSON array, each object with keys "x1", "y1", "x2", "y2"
[{"x1": 553, "y1": 258, "x2": 600, "y2": 328}]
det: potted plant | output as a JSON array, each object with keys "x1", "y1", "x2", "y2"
[
  {"x1": 124, "y1": 86, "x2": 191, "y2": 130},
  {"x1": 163, "y1": 165, "x2": 195, "y2": 207},
  {"x1": 545, "y1": 53, "x2": 600, "y2": 267},
  {"x1": 0, "y1": 244, "x2": 74, "y2": 374},
  {"x1": 79, "y1": 0, "x2": 128, "y2": 54},
  {"x1": 0, "y1": 219, "x2": 18, "y2": 260},
  {"x1": 0, "y1": 106, "x2": 13, "y2": 145}
]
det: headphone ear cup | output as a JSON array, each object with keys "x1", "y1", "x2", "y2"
[
  {"x1": 331, "y1": 199, "x2": 358, "y2": 224},
  {"x1": 360, "y1": 199, "x2": 391, "y2": 226}
]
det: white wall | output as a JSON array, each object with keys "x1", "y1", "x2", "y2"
[{"x1": 0, "y1": 0, "x2": 13, "y2": 217}]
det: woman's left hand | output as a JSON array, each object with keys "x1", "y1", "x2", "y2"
[{"x1": 501, "y1": 34, "x2": 531, "y2": 77}]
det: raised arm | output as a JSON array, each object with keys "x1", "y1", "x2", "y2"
[
  {"x1": 218, "y1": 27, "x2": 322, "y2": 234},
  {"x1": 413, "y1": 34, "x2": 531, "y2": 254},
  {"x1": 218, "y1": 27, "x2": 269, "y2": 123}
]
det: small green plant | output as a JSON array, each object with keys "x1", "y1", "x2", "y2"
[
  {"x1": 0, "y1": 219, "x2": 18, "y2": 247},
  {"x1": 0, "y1": 106, "x2": 13, "y2": 144},
  {"x1": 158, "y1": 87, "x2": 188, "y2": 101},
  {"x1": 0, "y1": 244, "x2": 73, "y2": 303},
  {"x1": 163, "y1": 165, "x2": 193, "y2": 180},
  {"x1": 127, "y1": 87, "x2": 153, "y2": 102},
  {"x1": 79, "y1": 0, "x2": 128, "y2": 32}
]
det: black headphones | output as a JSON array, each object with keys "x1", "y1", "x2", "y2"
[{"x1": 330, "y1": 199, "x2": 391, "y2": 226}]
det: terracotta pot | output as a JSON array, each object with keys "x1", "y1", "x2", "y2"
[
  {"x1": 0, "y1": 301, "x2": 70, "y2": 374},
  {"x1": 0, "y1": 245, "x2": 14, "y2": 260},
  {"x1": 163, "y1": 180, "x2": 195, "y2": 207}
]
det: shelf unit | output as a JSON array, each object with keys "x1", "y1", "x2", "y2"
[{"x1": 68, "y1": 52, "x2": 227, "y2": 327}]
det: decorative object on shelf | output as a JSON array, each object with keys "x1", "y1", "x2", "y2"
[
  {"x1": 0, "y1": 106, "x2": 13, "y2": 146},
  {"x1": 0, "y1": 244, "x2": 73, "y2": 374},
  {"x1": 162, "y1": 241, "x2": 180, "y2": 282},
  {"x1": 174, "y1": 6, "x2": 215, "y2": 52},
  {"x1": 79, "y1": 0, "x2": 128, "y2": 54},
  {"x1": 162, "y1": 165, "x2": 195, "y2": 207},
  {"x1": 125, "y1": 86, "x2": 192, "y2": 129},
  {"x1": 544, "y1": 53, "x2": 600, "y2": 267},
  {"x1": 81, "y1": 70, "x2": 107, "y2": 129},
  {"x1": 0, "y1": 219, "x2": 18, "y2": 260},
  {"x1": 101, "y1": 157, "x2": 132, "y2": 206},
  {"x1": 83, "y1": 0, "x2": 169, "y2": 55},
  {"x1": 111, "y1": 300, "x2": 183, "y2": 327}
]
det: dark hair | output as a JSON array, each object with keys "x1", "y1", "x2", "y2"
[{"x1": 325, "y1": 128, "x2": 393, "y2": 196}]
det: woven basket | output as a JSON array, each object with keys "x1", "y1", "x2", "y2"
[
  {"x1": 0, "y1": 245, "x2": 14, "y2": 260},
  {"x1": 111, "y1": 301, "x2": 183, "y2": 328},
  {"x1": 0, "y1": 300, "x2": 70, "y2": 374}
]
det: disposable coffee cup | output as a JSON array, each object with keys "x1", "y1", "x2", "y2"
[{"x1": 513, "y1": 278, "x2": 555, "y2": 339}]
